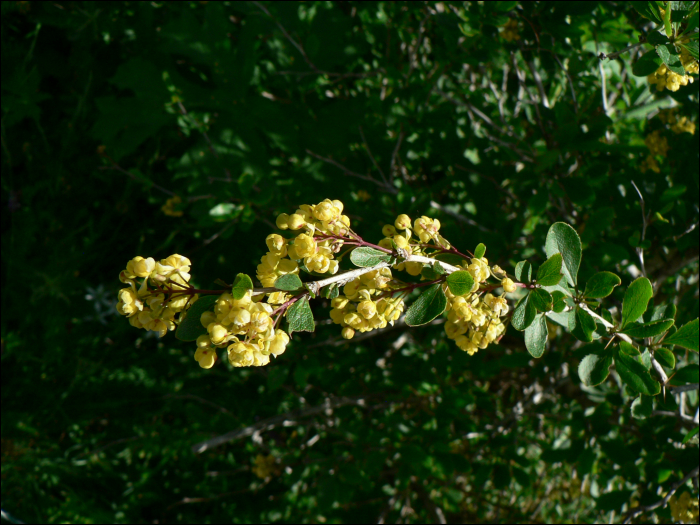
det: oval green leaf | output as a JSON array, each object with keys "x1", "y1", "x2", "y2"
[
  {"x1": 631, "y1": 395, "x2": 653, "y2": 419},
  {"x1": 621, "y1": 277, "x2": 653, "y2": 330},
  {"x1": 524, "y1": 314, "x2": 548, "y2": 358},
  {"x1": 621, "y1": 318, "x2": 674, "y2": 338},
  {"x1": 536, "y1": 253, "x2": 563, "y2": 286},
  {"x1": 405, "y1": 284, "x2": 447, "y2": 327},
  {"x1": 569, "y1": 306, "x2": 596, "y2": 342},
  {"x1": 175, "y1": 295, "x2": 219, "y2": 342},
  {"x1": 656, "y1": 44, "x2": 686, "y2": 75},
  {"x1": 663, "y1": 318, "x2": 698, "y2": 352},
  {"x1": 583, "y1": 271, "x2": 622, "y2": 299},
  {"x1": 349, "y1": 247, "x2": 394, "y2": 268},
  {"x1": 275, "y1": 273, "x2": 304, "y2": 291},
  {"x1": 632, "y1": 49, "x2": 664, "y2": 77},
  {"x1": 654, "y1": 347, "x2": 675, "y2": 369},
  {"x1": 231, "y1": 273, "x2": 254, "y2": 300},
  {"x1": 530, "y1": 288, "x2": 553, "y2": 312},
  {"x1": 551, "y1": 290, "x2": 567, "y2": 313},
  {"x1": 511, "y1": 293, "x2": 536, "y2": 331},
  {"x1": 286, "y1": 297, "x2": 315, "y2": 335},
  {"x1": 545, "y1": 223, "x2": 581, "y2": 288},
  {"x1": 474, "y1": 243, "x2": 486, "y2": 259},
  {"x1": 614, "y1": 348, "x2": 661, "y2": 396},
  {"x1": 515, "y1": 260, "x2": 532, "y2": 283},
  {"x1": 670, "y1": 364, "x2": 699, "y2": 385},
  {"x1": 578, "y1": 348, "x2": 613, "y2": 387},
  {"x1": 446, "y1": 270, "x2": 474, "y2": 297}
]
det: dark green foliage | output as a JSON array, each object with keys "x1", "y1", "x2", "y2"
[{"x1": 1, "y1": 1, "x2": 697, "y2": 523}]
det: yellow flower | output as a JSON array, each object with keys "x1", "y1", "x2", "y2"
[
  {"x1": 500, "y1": 18, "x2": 520, "y2": 42},
  {"x1": 194, "y1": 347, "x2": 217, "y2": 369}
]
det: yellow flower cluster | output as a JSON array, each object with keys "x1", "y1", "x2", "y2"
[
  {"x1": 640, "y1": 129, "x2": 669, "y2": 173},
  {"x1": 116, "y1": 254, "x2": 196, "y2": 337},
  {"x1": 500, "y1": 18, "x2": 520, "y2": 42},
  {"x1": 658, "y1": 108, "x2": 696, "y2": 135},
  {"x1": 259, "y1": 199, "x2": 348, "y2": 304},
  {"x1": 645, "y1": 130, "x2": 669, "y2": 157},
  {"x1": 443, "y1": 258, "x2": 512, "y2": 355},
  {"x1": 380, "y1": 214, "x2": 450, "y2": 276},
  {"x1": 330, "y1": 271, "x2": 405, "y2": 340},
  {"x1": 194, "y1": 290, "x2": 289, "y2": 369},
  {"x1": 161, "y1": 195, "x2": 184, "y2": 217},
  {"x1": 252, "y1": 454, "x2": 280, "y2": 479},
  {"x1": 647, "y1": 44, "x2": 697, "y2": 92},
  {"x1": 669, "y1": 491, "x2": 699, "y2": 523}
]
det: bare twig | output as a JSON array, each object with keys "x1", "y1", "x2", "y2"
[
  {"x1": 305, "y1": 149, "x2": 381, "y2": 185},
  {"x1": 252, "y1": 1, "x2": 321, "y2": 73},
  {"x1": 622, "y1": 466, "x2": 699, "y2": 524},
  {"x1": 192, "y1": 396, "x2": 386, "y2": 453},
  {"x1": 599, "y1": 42, "x2": 645, "y2": 61},
  {"x1": 670, "y1": 383, "x2": 699, "y2": 394},
  {"x1": 630, "y1": 180, "x2": 648, "y2": 277},
  {"x1": 358, "y1": 126, "x2": 394, "y2": 192}
]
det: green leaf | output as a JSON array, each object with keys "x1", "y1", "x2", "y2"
[
  {"x1": 474, "y1": 243, "x2": 486, "y2": 259},
  {"x1": 621, "y1": 318, "x2": 674, "y2": 338},
  {"x1": 631, "y1": 1, "x2": 663, "y2": 23},
  {"x1": 651, "y1": 303, "x2": 676, "y2": 323},
  {"x1": 231, "y1": 273, "x2": 254, "y2": 300},
  {"x1": 656, "y1": 44, "x2": 686, "y2": 75},
  {"x1": 632, "y1": 49, "x2": 664, "y2": 76},
  {"x1": 514, "y1": 260, "x2": 532, "y2": 282},
  {"x1": 583, "y1": 271, "x2": 622, "y2": 299},
  {"x1": 663, "y1": 318, "x2": 698, "y2": 351},
  {"x1": 578, "y1": 347, "x2": 613, "y2": 386},
  {"x1": 680, "y1": 40, "x2": 699, "y2": 60},
  {"x1": 647, "y1": 31, "x2": 669, "y2": 45},
  {"x1": 551, "y1": 290, "x2": 567, "y2": 313},
  {"x1": 530, "y1": 288, "x2": 553, "y2": 312},
  {"x1": 545, "y1": 223, "x2": 582, "y2": 288},
  {"x1": 321, "y1": 284, "x2": 339, "y2": 299},
  {"x1": 619, "y1": 340, "x2": 641, "y2": 356},
  {"x1": 511, "y1": 293, "x2": 536, "y2": 331},
  {"x1": 631, "y1": 395, "x2": 654, "y2": 419},
  {"x1": 682, "y1": 427, "x2": 699, "y2": 445},
  {"x1": 670, "y1": 364, "x2": 699, "y2": 385},
  {"x1": 349, "y1": 247, "x2": 394, "y2": 267},
  {"x1": 433, "y1": 261, "x2": 447, "y2": 275},
  {"x1": 621, "y1": 277, "x2": 653, "y2": 329},
  {"x1": 663, "y1": 3, "x2": 672, "y2": 36},
  {"x1": 614, "y1": 347, "x2": 661, "y2": 395},
  {"x1": 446, "y1": 270, "x2": 475, "y2": 297},
  {"x1": 654, "y1": 347, "x2": 675, "y2": 369},
  {"x1": 175, "y1": 295, "x2": 219, "y2": 342},
  {"x1": 274, "y1": 273, "x2": 304, "y2": 292},
  {"x1": 421, "y1": 265, "x2": 441, "y2": 281},
  {"x1": 286, "y1": 297, "x2": 315, "y2": 335},
  {"x1": 524, "y1": 314, "x2": 548, "y2": 358},
  {"x1": 536, "y1": 253, "x2": 563, "y2": 286},
  {"x1": 405, "y1": 284, "x2": 447, "y2": 327},
  {"x1": 569, "y1": 306, "x2": 596, "y2": 342}
]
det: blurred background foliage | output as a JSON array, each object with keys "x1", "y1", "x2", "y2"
[{"x1": 1, "y1": 1, "x2": 698, "y2": 523}]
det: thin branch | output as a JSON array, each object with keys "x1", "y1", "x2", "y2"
[
  {"x1": 305, "y1": 149, "x2": 383, "y2": 185},
  {"x1": 389, "y1": 125, "x2": 405, "y2": 180},
  {"x1": 599, "y1": 42, "x2": 646, "y2": 61},
  {"x1": 651, "y1": 410, "x2": 696, "y2": 423},
  {"x1": 252, "y1": 1, "x2": 321, "y2": 73},
  {"x1": 630, "y1": 180, "x2": 648, "y2": 277},
  {"x1": 358, "y1": 126, "x2": 393, "y2": 191},
  {"x1": 192, "y1": 396, "x2": 383, "y2": 453},
  {"x1": 622, "y1": 466, "x2": 699, "y2": 524},
  {"x1": 670, "y1": 383, "x2": 699, "y2": 394},
  {"x1": 429, "y1": 199, "x2": 492, "y2": 233}
]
